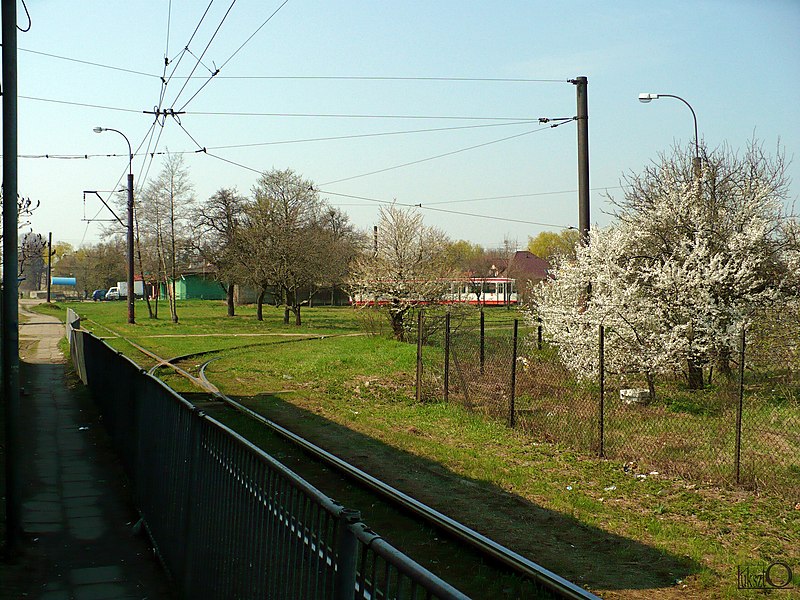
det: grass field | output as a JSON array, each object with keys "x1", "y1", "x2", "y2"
[{"x1": 35, "y1": 299, "x2": 800, "y2": 598}]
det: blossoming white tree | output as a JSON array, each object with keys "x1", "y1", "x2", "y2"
[
  {"x1": 348, "y1": 205, "x2": 453, "y2": 341},
  {"x1": 532, "y1": 141, "x2": 799, "y2": 392}
]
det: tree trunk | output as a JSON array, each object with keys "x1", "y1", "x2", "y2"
[
  {"x1": 646, "y1": 371, "x2": 656, "y2": 402},
  {"x1": 256, "y1": 289, "x2": 265, "y2": 321},
  {"x1": 389, "y1": 302, "x2": 407, "y2": 341},
  {"x1": 133, "y1": 208, "x2": 155, "y2": 319},
  {"x1": 171, "y1": 277, "x2": 178, "y2": 323},
  {"x1": 226, "y1": 283, "x2": 235, "y2": 317},
  {"x1": 716, "y1": 348, "x2": 733, "y2": 379},
  {"x1": 687, "y1": 360, "x2": 704, "y2": 390},
  {"x1": 283, "y1": 288, "x2": 290, "y2": 325}
]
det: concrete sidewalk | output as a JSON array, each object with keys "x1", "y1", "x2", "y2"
[{"x1": 2, "y1": 303, "x2": 175, "y2": 599}]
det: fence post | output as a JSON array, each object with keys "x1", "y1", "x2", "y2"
[
  {"x1": 509, "y1": 319, "x2": 518, "y2": 428},
  {"x1": 480, "y1": 309, "x2": 485, "y2": 375},
  {"x1": 537, "y1": 317, "x2": 542, "y2": 351},
  {"x1": 598, "y1": 324, "x2": 605, "y2": 458},
  {"x1": 444, "y1": 312, "x2": 450, "y2": 403},
  {"x1": 735, "y1": 326, "x2": 745, "y2": 484},
  {"x1": 415, "y1": 310, "x2": 424, "y2": 403},
  {"x1": 333, "y1": 508, "x2": 361, "y2": 600}
]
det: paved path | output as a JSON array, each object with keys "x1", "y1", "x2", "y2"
[{"x1": 2, "y1": 301, "x2": 175, "y2": 599}]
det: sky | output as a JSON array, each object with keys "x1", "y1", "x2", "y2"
[{"x1": 6, "y1": 0, "x2": 800, "y2": 250}]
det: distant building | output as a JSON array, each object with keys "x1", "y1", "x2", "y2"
[
  {"x1": 490, "y1": 251, "x2": 551, "y2": 302},
  {"x1": 161, "y1": 264, "x2": 227, "y2": 300}
]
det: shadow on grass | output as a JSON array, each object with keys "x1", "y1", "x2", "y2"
[{"x1": 182, "y1": 391, "x2": 701, "y2": 595}]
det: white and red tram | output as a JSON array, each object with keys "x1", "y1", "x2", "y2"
[{"x1": 351, "y1": 277, "x2": 518, "y2": 306}]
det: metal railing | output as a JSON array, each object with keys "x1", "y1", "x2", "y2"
[{"x1": 69, "y1": 324, "x2": 469, "y2": 600}]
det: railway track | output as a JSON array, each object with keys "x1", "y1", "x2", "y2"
[{"x1": 90, "y1": 323, "x2": 599, "y2": 599}]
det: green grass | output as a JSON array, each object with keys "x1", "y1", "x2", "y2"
[{"x1": 35, "y1": 299, "x2": 800, "y2": 598}]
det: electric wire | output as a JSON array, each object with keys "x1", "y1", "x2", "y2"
[
  {"x1": 186, "y1": 109, "x2": 540, "y2": 121},
  {"x1": 163, "y1": 0, "x2": 215, "y2": 88},
  {"x1": 17, "y1": 0, "x2": 32, "y2": 32},
  {"x1": 157, "y1": 0, "x2": 174, "y2": 110},
  {"x1": 316, "y1": 189, "x2": 574, "y2": 230},
  {"x1": 217, "y1": 0, "x2": 291, "y2": 70},
  {"x1": 424, "y1": 186, "x2": 627, "y2": 206},
  {"x1": 16, "y1": 47, "x2": 159, "y2": 78},
  {"x1": 9, "y1": 120, "x2": 540, "y2": 159},
  {"x1": 175, "y1": 0, "x2": 292, "y2": 113},
  {"x1": 204, "y1": 120, "x2": 538, "y2": 150},
  {"x1": 20, "y1": 95, "x2": 142, "y2": 114},
  {"x1": 13, "y1": 46, "x2": 566, "y2": 83},
  {"x1": 321, "y1": 124, "x2": 557, "y2": 186},
  {"x1": 19, "y1": 92, "x2": 543, "y2": 123},
  {"x1": 169, "y1": 0, "x2": 238, "y2": 111},
  {"x1": 204, "y1": 150, "x2": 262, "y2": 175}
]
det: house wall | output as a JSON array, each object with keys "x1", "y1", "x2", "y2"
[{"x1": 160, "y1": 274, "x2": 227, "y2": 300}]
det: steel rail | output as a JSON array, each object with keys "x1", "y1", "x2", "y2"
[
  {"x1": 198, "y1": 359, "x2": 600, "y2": 600},
  {"x1": 87, "y1": 322, "x2": 598, "y2": 600}
]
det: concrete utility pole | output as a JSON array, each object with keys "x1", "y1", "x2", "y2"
[
  {"x1": 2, "y1": 0, "x2": 22, "y2": 556},
  {"x1": 572, "y1": 76, "x2": 590, "y2": 244}
]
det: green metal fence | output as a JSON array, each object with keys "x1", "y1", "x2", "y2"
[{"x1": 70, "y1": 324, "x2": 469, "y2": 600}]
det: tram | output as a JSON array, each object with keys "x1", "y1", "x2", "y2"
[{"x1": 351, "y1": 277, "x2": 518, "y2": 306}]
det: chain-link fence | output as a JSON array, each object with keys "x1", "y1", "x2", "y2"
[{"x1": 415, "y1": 309, "x2": 799, "y2": 497}]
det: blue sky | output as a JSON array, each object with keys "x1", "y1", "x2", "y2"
[{"x1": 9, "y1": 0, "x2": 800, "y2": 249}]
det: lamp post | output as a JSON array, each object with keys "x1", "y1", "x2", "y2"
[
  {"x1": 93, "y1": 126, "x2": 135, "y2": 324},
  {"x1": 638, "y1": 93, "x2": 701, "y2": 175}
]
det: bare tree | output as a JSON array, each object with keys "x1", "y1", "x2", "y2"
[
  {"x1": 239, "y1": 169, "x2": 339, "y2": 325},
  {"x1": 0, "y1": 192, "x2": 40, "y2": 273},
  {"x1": 192, "y1": 187, "x2": 247, "y2": 316},
  {"x1": 18, "y1": 232, "x2": 47, "y2": 292},
  {"x1": 138, "y1": 154, "x2": 195, "y2": 323}
]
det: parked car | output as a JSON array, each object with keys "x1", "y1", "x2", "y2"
[
  {"x1": 105, "y1": 287, "x2": 120, "y2": 301},
  {"x1": 92, "y1": 289, "x2": 107, "y2": 301}
]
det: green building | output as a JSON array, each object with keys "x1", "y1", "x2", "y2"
[{"x1": 161, "y1": 265, "x2": 227, "y2": 300}]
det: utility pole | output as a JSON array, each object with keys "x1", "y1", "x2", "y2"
[
  {"x1": 127, "y1": 170, "x2": 135, "y2": 324},
  {"x1": 572, "y1": 76, "x2": 590, "y2": 244},
  {"x1": 2, "y1": 0, "x2": 22, "y2": 556},
  {"x1": 93, "y1": 127, "x2": 135, "y2": 324},
  {"x1": 46, "y1": 231, "x2": 52, "y2": 303}
]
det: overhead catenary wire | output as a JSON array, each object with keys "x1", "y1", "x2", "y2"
[
  {"x1": 12, "y1": 45, "x2": 567, "y2": 83},
  {"x1": 424, "y1": 186, "x2": 627, "y2": 206},
  {"x1": 320, "y1": 124, "x2": 560, "y2": 186},
  {"x1": 10, "y1": 120, "x2": 544, "y2": 159},
  {"x1": 19, "y1": 92, "x2": 542, "y2": 123},
  {"x1": 187, "y1": 109, "x2": 542, "y2": 121},
  {"x1": 217, "y1": 0, "x2": 291, "y2": 71},
  {"x1": 162, "y1": 0, "x2": 215, "y2": 90},
  {"x1": 169, "y1": 0, "x2": 239, "y2": 111},
  {"x1": 20, "y1": 95, "x2": 142, "y2": 114},
  {"x1": 316, "y1": 189, "x2": 575, "y2": 230}
]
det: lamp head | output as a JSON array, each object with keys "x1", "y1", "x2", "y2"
[
  {"x1": 93, "y1": 127, "x2": 105, "y2": 133},
  {"x1": 638, "y1": 93, "x2": 659, "y2": 103}
]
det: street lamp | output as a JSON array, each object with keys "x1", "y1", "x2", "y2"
[
  {"x1": 94, "y1": 126, "x2": 135, "y2": 324},
  {"x1": 638, "y1": 92, "x2": 701, "y2": 174}
]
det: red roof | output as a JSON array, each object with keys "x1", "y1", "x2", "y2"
[{"x1": 508, "y1": 251, "x2": 550, "y2": 280}]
